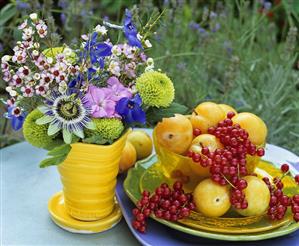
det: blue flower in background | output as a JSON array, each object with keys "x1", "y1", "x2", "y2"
[
  {"x1": 123, "y1": 9, "x2": 142, "y2": 49},
  {"x1": 116, "y1": 94, "x2": 146, "y2": 125},
  {"x1": 5, "y1": 105, "x2": 26, "y2": 131},
  {"x1": 83, "y1": 32, "x2": 112, "y2": 68},
  {"x1": 16, "y1": 0, "x2": 30, "y2": 10},
  {"x1": 60, "y1": 13, "x2": 66, "y2": 24}
]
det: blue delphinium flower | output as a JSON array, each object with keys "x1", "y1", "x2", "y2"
[
  {"x1": 115, "y1": 94, "x2": 146, "y2": 125},
  {"x1": 68, "y1": 73, "x2": 84, "y2": 88},
  {"x1": 83, "y1": 32, "x2": 112, "y2": 68},
  {"x1": 123, "y1": 9, "x2": 142, "y2": 49},
  {"x1": 5, "y1": 105, "x2": 26, "y2": 131}
]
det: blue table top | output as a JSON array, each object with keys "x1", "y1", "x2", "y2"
[
  {"x1": 1, "y1": 141, "x2": 139, "y2": 246},
  {"x1": 1, "y1": 128, "x2": 299, "y2": 246}
]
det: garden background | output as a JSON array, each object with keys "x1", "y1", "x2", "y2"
[{"x1": 0, "y1": 0, "x2": 299, "y2": 155}]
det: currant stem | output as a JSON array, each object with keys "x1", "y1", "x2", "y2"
[{"x1": 221, "y1": 173, "x2": 237, "y2": 189}]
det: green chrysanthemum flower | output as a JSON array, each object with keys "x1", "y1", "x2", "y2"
[
  {"x1": 136, "y1": 71, "x2": 175, "y2": 108},
  {"x1": 23, "y1": 109, "x2": 61, "y2": 149},
  {"x1": 42, "y1": 46, "x2": 76, "y2": 63},
  {"x1": 85, "y1": 118, "x2": 124, "y2": 143}
]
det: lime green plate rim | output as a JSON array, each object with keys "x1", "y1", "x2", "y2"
[{"x1": 123, "y1": 155, "x2": 299, "y2": 241}]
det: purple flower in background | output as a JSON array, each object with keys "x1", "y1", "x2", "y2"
[
  {"x1": 115, "y1": 94, "x2": 146, "y2": 125},
  {"x1": 5, "y1": 105, "x2": 26, "y2": 131},
  {"x1": 16, "y1": 0, "x2": 30, "y2": 10},
  {"x1": 58, "y1": 0, "x2": 68, "y2": 9},
  {"x1": 84, "y1": 32, "x2": 112, "y2": 68},
  {"x1": 85, "y1": 85, "x2": 116, "y2": 118},
  {"x1": 263, "y1": 1, "x2": 272, "y2": 10},
  {"x1": 107, "y1": 77, "x2": 132, "y2": 101},
  {"x1": 189, "y1": 21, "x2": 200, "y2": 30},
  {"x1": 0, "y1": 43, "x2": 3, "y2": 53},
  {"x1": 60, "y1": 13, "x2": 66, "y2": 24},
  {"x1": 123, "y1": 9, "x2": 142, "y2": 49},
  {"x1": 211, "y1": 23, "x2": 221, "y2": 32}
]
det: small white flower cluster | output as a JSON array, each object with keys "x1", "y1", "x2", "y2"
[
  {"x1": 107, "y1": 43, "x2": 151, "y2": 79},
  {"x1": 1, "y1": 14, "x2": 79, "y2": 100}
]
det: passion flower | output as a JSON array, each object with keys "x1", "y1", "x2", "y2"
[{"x1": 36, "y1": 91, "x2": 95, "y2": 144}]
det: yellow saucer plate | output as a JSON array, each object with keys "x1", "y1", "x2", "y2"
[{"x1": 48, "y1": 191, "x2": 122, "y2": 234}]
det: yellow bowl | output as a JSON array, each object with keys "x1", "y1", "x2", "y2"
[{"x1": 153, "y1": 128, "x2": 261, "y2": 190}]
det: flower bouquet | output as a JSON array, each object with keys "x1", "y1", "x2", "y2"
[{"x1": 1, "y1": 10, "x2": 183, "y2": 233}]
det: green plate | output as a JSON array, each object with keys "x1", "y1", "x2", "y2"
[{"x1": 123, "y1": 155, "x2": 299, "y2": 241}]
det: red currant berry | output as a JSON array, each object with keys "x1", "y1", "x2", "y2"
[
  {"x1": 142, "y1": 190, "x2": 150, "y2": 197},
  {"x1": 201, "y1": 147, "x2": 210, "y2": 155},
  {"x1": 293, "y1": 194, "x2": 299, "y2": 204},
  {"x1": 293, "y1": 213, "x2": 299, "y2": 222},
  {"x1": 292, "y1": 205, "x2": 299, "y2": 213},
  {"x1": 295, "y1": 174, "x2": 299, "y2": 184},
  {"x1": 132, "y1": 220, "x2": 141, "y2": 229},
  {"x1": 132, "y1": 208, "x2": 140, "y2": 216},
  {"x1": 262, "y1": 177, "x2": 270, "y2": 184},
  {"x1": 136, "y1": 213, "x2": 145, "y2": 222},
  {"x1": 256, "y1": 148, "x2": 265, "y2": 157},
  {"x1": 143, "y1": 208, "x2": 151, "y2": 217},
  {"x1": 237, "y1": 179, "x2": 248, "y2": 190},
  {"x1": 139, "y1": 225, "x2": 146, "y2": 233},
  {"x1": 155, "y1": 209, "x2": 163, "y2": 218},
  {"x1": 193, "y1": 128, "x2": 201, "y2": 136},
  {"x1": 186, "y1": 150, "x2": 193, "y2": 158},
  {"x1": 227, "y1": 111, "x2": 235, "y2": 119},
  {"x1": 281, "y1": 163, "x2": 289, "y2": 173}
]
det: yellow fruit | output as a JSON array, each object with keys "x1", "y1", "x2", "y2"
[
  {"x1": 232, "y1": 112, "x2": 267, "y2": 146},
  {"x1": 190, "y1": 134, "x2": 223, "y2": 154},
  {"x1": 127, "y1": 130, "x2": 153, "y2": 160},
  {"x1": 191, "y1": 102, "x2": 225, "y2": 133},
  {"x1": 190, "y1": 113, "x2": 211, "y2": 134},
  {"x1": 119, "y1": 141, "x2": 137, "y2": 173},
  {"x1": 235, "y1": 176, "x2": 270, "y2": 216},
  {"x1": 155, "y1": 114, "x2": 193, "y2": 154},
  {"x1": 193, "y1": 179, "x2": 231, "y2": 217},
  {"x1": 218, "y1": 104, "x2": 237, "y2": 116}
]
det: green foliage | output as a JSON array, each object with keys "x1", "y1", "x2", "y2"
[
  {"x1": 143, "y1": 0, "x2": 299, "y2": 154},
  {"x1": 84, "y1": 118, "x2": 124, "y2": 144},
  {"x1": 39, "y1": 144, "x2": 71, "y2": 168},
  {"x1": 146, "y1": 102, "x2": 189, "y2": 126}
]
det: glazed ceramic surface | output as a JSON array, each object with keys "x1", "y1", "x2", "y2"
[
  {"x1": 57, "y1": 130, "x2": 130, "y2": 221},
  {"x1": 48, "y1": 191, "x2": 122, "y2": 233},
  {"x1": 123, "y1": 154, "x2": 299, "y2": 241},
  {"x1": 152, "y1": 129, "x2": 259, "y2": 191}
]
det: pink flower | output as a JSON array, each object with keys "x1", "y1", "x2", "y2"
[
  {"x1": 107, "y1": 76, "x2": 132, "y2": 101},
  {"x1": 85, "y1": 85, "x2": 117, "y2": 118}
]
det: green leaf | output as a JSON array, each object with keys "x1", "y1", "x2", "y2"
[
  {"x1": 39, "y1": 155, "x2": 67, "y2": 168},
  {"x1": 47, "y1": 144, "x2": 71, "y2": 157},
  {"x1": 146, "y1": 102, "x2": 189, "y2": 125},
  {"x1": 0, "y1": 4, "x2": 17, "y2": 26},
  {"x1": 82, "y1": 135, "x2": 109, "y2": 145}
]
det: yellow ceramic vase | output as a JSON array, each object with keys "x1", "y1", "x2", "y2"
[{"x1": 57, "y1": 130, "x2": 130, "y2": 222}]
